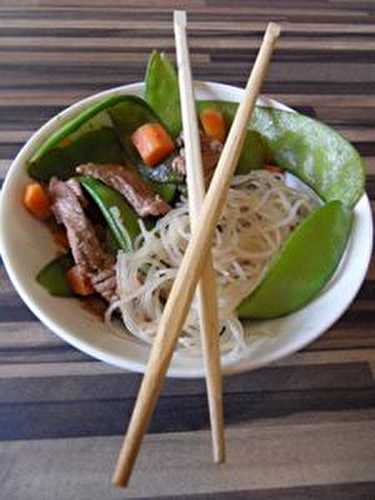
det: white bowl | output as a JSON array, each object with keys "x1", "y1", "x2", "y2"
[{"x1": 0, "y1": 82, "x2": 372, "y2": 378}]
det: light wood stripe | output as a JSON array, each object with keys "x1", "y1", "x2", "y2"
[
  {"x1": 2, "y1": 36, "x2": 375, "y2": 51},
  {"x1": 334, "y1": 127, "x2": 375, "y2": 142},
  {"x1": 1, "y1": 422, "x2": 374, "y2": 498},
  {"x1": 1, "y1": 59, "x2": 373, "y2": 87},
  {"x1": 0, "y1": 51, "x2": 210, "y2": 65},
  {"x1": 2, "y1": 20, "x2": 375, "y2": 33}
]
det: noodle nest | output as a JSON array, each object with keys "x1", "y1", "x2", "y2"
[{"x1": 107, "y1": 170, "x2": 316, "y2": 357}]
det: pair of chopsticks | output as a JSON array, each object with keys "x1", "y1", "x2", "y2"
[{"x1": 112, "y1": 14, "x2": 281, "y2": 487}]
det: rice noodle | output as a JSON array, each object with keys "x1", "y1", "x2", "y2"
[{"x1": 108, "y1": 170, "x2": 317, "y2": 356}]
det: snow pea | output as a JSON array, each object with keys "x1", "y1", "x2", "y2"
[
  {"x1": 28, "y1": 93, "x2": 182, "y2": 188},
  {"x1": 145, "y1": 51, "x2": 182, "y2": 138},
  {"x1": 36, "y1": 252, "x2": 74, "y2": 297},
  {"x1": 198, "y1": 101, "x2": 365, "y2": 208},
  {"x1": 237, "y1": 200, "x2": 353, "y2": 319},
  {"x1": 29, "y1": 94, "x2": 133, "y2": 166},
  {"x1": 28, "y1": 127, "x2": 125, "y2": 182},
  {"x1": 79, "y1": 176, "x2": 140, "y2": 252},
  {"x1": 108, "y1": 96, "x2": 184, "y2": 184}
]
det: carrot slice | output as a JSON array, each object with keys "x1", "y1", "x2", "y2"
[
  {"x1": 131, "y1": 122, "x2": 174, "y2": 167},
  {"x1": 66, "y1": 265, "x2": 94, "y2": 296},
  {"x1": 264, "y1": 164, "x2": 283, "y2": 174},
  {"x1": 199, "y1": 108, "x2": 226, "y2": 143},
  {"x1": 23, "y1": 182, "x2": 51, "y2": 219}
]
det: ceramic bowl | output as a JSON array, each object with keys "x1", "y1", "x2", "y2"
[{"x1": 0, "y1": 81, "x2": 372, "y2": 377}]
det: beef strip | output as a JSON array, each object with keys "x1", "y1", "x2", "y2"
[
  {"x1": 76, "y1": 163, "x2": 171, "y2": 217},
  {"x1": 49, "y1": 177, "x2": 111, "y2": 272},
  {"x1": 90, "y1": 268, "x2": 118, "y2": 303},
  {"x1": 65, "y1": 178, "x2": 87, "y2": 207},
  {"x1": 171, "y1": 131, "x2": 223, "y2": 184},
  {"x1": 49, "y1": 177, "x2": 117, "y2": 302}
]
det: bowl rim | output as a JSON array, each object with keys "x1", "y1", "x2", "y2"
[{"x1": 0, "y1": 80, "x2": 373, "y2": 378}]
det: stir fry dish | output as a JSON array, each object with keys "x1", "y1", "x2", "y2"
[{"x1": 23, "y1": 51, "x2": 364, "y2": 354}]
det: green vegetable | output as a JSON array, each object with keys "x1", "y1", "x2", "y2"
[
  {"x1": 28, "y1": 93, "x2": 182, "y2": 189},
  {"x1": 198, "y1": 101, "x2": 365, "y2": 208},
  {"x1": 79, "y1": 176, "x2": 140, "y2": 252},
  {"x1": 105, "y1": 227, "x2": 121, "y2": 253},
  {"x1": 252, "y1": 106, "x2": 365, "y2": 208},
  {"x1": 28, "y1": 127, "x2": 125, "y2": 181},
  {"x1": 109, "y1": 95, "x2": 184, "y2": 184},
  {"x1": 29, "y1": 94, "x2": 133, "y2": 165},
  {"x1": 150, "y1": 181, "x2": 176, "y2": 204},
  {"x1": 237, "y1": 201, "x2": 353, "y2": 319},
  {"x1": 36, "y1": 253, "x2": 74, "y2": 297},
  {"x1": 145, "y1": 51, "x2": 182, "y2": 138}
]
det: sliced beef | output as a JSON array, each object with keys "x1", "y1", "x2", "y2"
[
  {"x1": 90, "y1": 268, "x2": 118, "y2": 303},
  {"x1": 49, "y1": 177, "x2": 111, "y2": 272},
  {"x1": 171, "y1": 131, "x2": 223, "y2": 184},
  {"x1": 76, "y1": 163, "x2": 171, "y2": 217},
  {"x1": 65, "y1": 178, "x2": 88, "y2": 207},
  {"x1": 49, "y1": 177, "x2": 117, "y2": 302}
]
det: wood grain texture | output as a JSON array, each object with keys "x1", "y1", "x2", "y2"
[{"x1": 0, "y1": 0, "x2": 374, "y2": 498}]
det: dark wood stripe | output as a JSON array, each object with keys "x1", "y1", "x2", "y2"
[
  {"x1": 2, "y1": 385, "x2": 375, "y2": 441},
  {"x1": 0, "y1": 363, "x2": 372, "y2": 404}
]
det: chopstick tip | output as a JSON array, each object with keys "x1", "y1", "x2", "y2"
[
  {"x1": 266, "y1": 22, "x2": 281, "y2": 39},
  {"x1": 174, "y1": 10, "x2": 187, "y2": 27},
  {"x1": 112, "y1": 471, "x2": 129, "y2": 489}
]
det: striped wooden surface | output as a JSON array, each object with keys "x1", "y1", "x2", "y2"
[{"x1": 1, "y1": 1, "x2": 375, "y2": 498}]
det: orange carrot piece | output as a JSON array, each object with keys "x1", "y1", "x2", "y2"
[
  {"x1": 131, "y1": 122, "x2": 175, "y2": 167},
  {"x1": 67, "y1": 266, "x2": 94, "y2": 296},
  {"x1": 264, "y1": 164, "x2": 283, "y2": 174},
  {"x1": 199, "y1": 108, "x2": 226, "y2": 143},
  {"x1": 23, "y1": 182, "x2": 51, "y2": 219}
]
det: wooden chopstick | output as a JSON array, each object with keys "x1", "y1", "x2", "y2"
[
  {"x1": 112, "y1": 21, "x2": 281, "y2": 487},
  {"x1": 173, "y1": 10, "x2": 225, "y2": 464}
]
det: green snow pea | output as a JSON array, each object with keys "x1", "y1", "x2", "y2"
[
  {"x1": 28, "y1": 127, "x2": 125, "y2": 181},
  {"x1": 28, "y1": 93, "x2": 181, "y2": 191},
  {"x1": 237, "y1": 201, "x2": 353, "y2": 319},
  {"x1": 36, "y1": 252, "x2": 74, "y2": 297},
  {"x1": 79, "y1": 176, "x2": 140, "y2": 252},
  {"x1": 145, "y1": 51, "x2": 182, "y2": 138},
  {"x1": 108, "y1": 95, "x2": 184, "y2": 184},
  {"x1": 29, "y1": 94, "x2": 133, "y2": 165},
  {"x1": 197, "y1": 101, "x2": 365, "y2": 208}
]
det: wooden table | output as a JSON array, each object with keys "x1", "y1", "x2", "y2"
[{"x1": 1, "y1": 1, "x2": 375, "y2": 498}]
